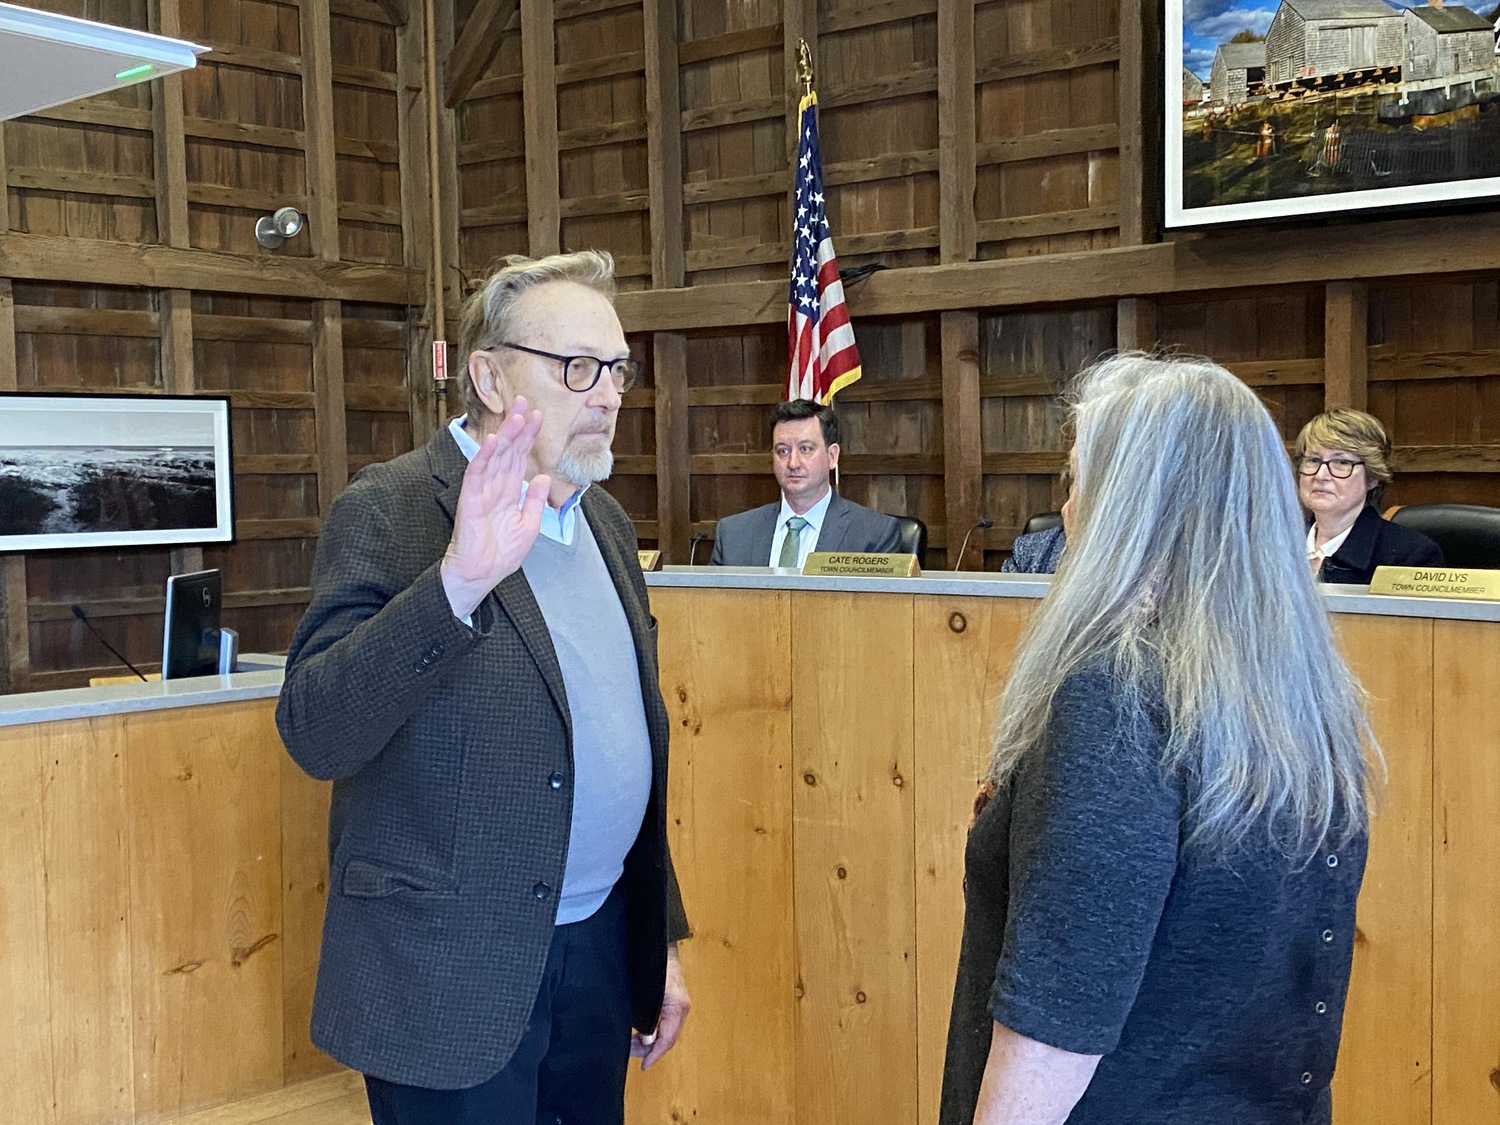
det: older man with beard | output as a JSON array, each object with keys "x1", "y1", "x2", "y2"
[{"x1": 276, "y1": 250, "x2": 691, "y2": 1125}]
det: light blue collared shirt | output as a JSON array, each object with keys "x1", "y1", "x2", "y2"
[
  {"x1": 769, "y1": 486, "x2": 835, "y2": 568},
  {"x1": 448, "y1": 414, "x2": 585, "y2": 545}
]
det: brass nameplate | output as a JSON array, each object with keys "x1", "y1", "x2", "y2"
[
  {"x1": 801, "y1": 552, "x2": 922, "y2": 578},
  {"x1": 1368, "y1": 565, "x2": 1500, "y2": 602},
  {"x1": 638, "y1": 549, "x2": 663, "y2": 572}
]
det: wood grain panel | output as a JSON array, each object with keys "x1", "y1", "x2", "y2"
[
  {"x1": 127, "y1": 701, "x2": 286, "y2": 1117},
  {"x1": 1432, "y1": 618, "x2": 1500, "y2": 1125},
  {"x1": 0, "y1": 725, "x2": 56, "y2": 1124},
  {"x1": 913, "y1": 595, "x2": 1034, "y2": 1125},
  {"x1": 625, "y1": 587, "x2": 796, "y2": 1125},
  {"x1": 792, "y1": 592, "x2": 917, "y2": 1125},
  {"x1": 1331, "y1": 614, "x2": 1434, "y2": 1125},
  {"x1": 37, "y1": 718, "x2": 136, "y2": 1125}
]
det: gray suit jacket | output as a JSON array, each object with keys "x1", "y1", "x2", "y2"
[
  {"x1": 276, "y1": 428, "x2": 688, "y2": 1089},
  {"x1": 710, "y1": 491, "x2": 902, "y2": 565}
]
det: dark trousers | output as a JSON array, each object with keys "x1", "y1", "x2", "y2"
[{"x1": 364, "y1": 888, "x2": 632, "y2": 1125}]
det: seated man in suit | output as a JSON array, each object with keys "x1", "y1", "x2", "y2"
[{"x1": 711, "y1": 398, "x2": 901, "y2": 566}]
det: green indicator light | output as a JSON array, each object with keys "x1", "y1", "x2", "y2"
[{"x1": 115, "y1": 63, "x2": 154, "y2": 81}]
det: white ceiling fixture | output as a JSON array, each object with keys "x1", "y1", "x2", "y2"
[{"x1": 0, "y1": 2, "x2": 206, "y2": 122}]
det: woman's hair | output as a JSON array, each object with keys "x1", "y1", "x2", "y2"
[
  {"x1": 987, "y1": 353, "x2": 1375, "y2": 855},
  {"x1": 1293, "y1": 408, "x2": 1393, "y2": 507},
  {"x1": 457, "y1": 250, "x2": 617, "y2": 422}
]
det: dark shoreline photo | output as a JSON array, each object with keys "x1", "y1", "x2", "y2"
[{"x1": 0, "y1": 446, "x2": 218, "y2": 538}]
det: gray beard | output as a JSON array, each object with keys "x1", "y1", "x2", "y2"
[{"x1": 554, "y1": 444, "x2": 613, "y2": 488}]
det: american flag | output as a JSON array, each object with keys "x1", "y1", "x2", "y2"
[{"x1": 787, "y1": 90, "x2": 862, "y2": 404}]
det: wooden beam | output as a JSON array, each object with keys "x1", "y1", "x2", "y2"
[
  {"x1": 160, "y1": 290, "x2": 195, "y2": 395},
  {"x1": 521, "y1": 0, "x2": 560, "y2": 257},
  {"x1": 435, "y1": 0, "x2": 463, "y2": 423},
  {"x1": 941, "y1": 313, "x2": 983, "y2": 569},
  {"x1": 313, "y1": 300, "x2": 350, "y2": 516},
  {"x1": 617, "y1": 211, "x2": 1500, "y2": 332},
  {"x1": 300, "y1": 0, "x2": 341, "y2": 262},
  {"x1": 1117, "y1": 0, "x2": 1146, "y2": 245},
  {"x1": 443, "y1": 0, "x2": 518, "y2": 108},
  {"x1": 399, "y1": 0, "x2": 437, "y2": 443},
  {"x1": 974, "y1": 38, "x2": 1122, "y2": 85},
  {"x1": 653, "y1": 333, "x2": 690, "y2": 562},
  {"x1": 0, "y1": 279, "x2": 28, "y2": 694},
  {"x1": 0, "y1": 233, "x2": 415, "y2": 303},
  {"x1": 644, "y1": 0, "x2": 684, "y2": 288},
  {"x1": 937, "y1": 0, "x2": 975, "y2": 264},
  {"x1": 150, "y1": 0, "x2": 190, "y2": 248},
  {"x1": 1116, "y1": 296, "x2": 1159, "y2": 351},
  {"x1": 1325, "y1": 281, "x2": 1369, "y2": 411},
  {"x1": 370, "y1": 0, "x2": 406, "y2": 25}
]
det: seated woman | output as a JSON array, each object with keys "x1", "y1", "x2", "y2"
[
  {"x1": 1295, "y1": 408, "x2": 1442, "y2": 583},
  {"x1": 941, "y1": 355, "x2": 1374, "y2": 1125}
]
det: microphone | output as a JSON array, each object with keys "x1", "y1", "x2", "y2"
[
  {"x1": 71, "y1": 604, "x2": 149, "y2": 681},
  {"x1": 687, "y1": 531, "x2": 710, "y2": 566},
  {"x1": 955, "y1": 517, "x2": 993, "y2": 571}
]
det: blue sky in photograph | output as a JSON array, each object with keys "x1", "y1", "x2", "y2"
[{"x1": 1182, "y1": 0, "x2": 1282, "y2": 78}]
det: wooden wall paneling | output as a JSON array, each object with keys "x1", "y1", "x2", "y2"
[
  {"x1": 1331, "y1": 615, "x2": 1434, "y2": 1125},
  {"x1": 1116, "y1": 295, "x2": 1158, "y2": 352},
  {"x1": 313, "y1": 300, "x2": 350, "y2": 515},
  {"x1": 912, "y1": 595, "x2": 1032, "y2": 1125},
  {"x1": 624, "y1": 587, "x2": 796, "y2": 1124},
  {"x1": 126, "y1": 701, "x2": 286, "y2": 1117},
  {"x1": 1116, "y1": 0, "x2": 1153, "y2": 246},
  {"x1": 436, "y1": 0, "x2": 463, "y2": 421},
  {"x1": 397, "y1": 3, "x2": 438, "y2": 442},
  {"x1": 0, "y1": 278, "x2": 29, "y2": 694},
  {"x1": 937, "y1": 0, "x2": 976, "y2": 264},
  {"x1": 784, "y1": 0, "x2": 816, "y2": 197},
  {"x1": 521, "y1": 0, "x2": 560, "y2": 257},
  {"x1": 654, "y1": 332, "x2": 690, "y2": 562},
  {"x1": 1432, "y1": 618, "x2": 1500, "y2": 1125},
  {"x1": 0, "y1": 726, "x2": 54, "y2": 1121},
  {"x1": 162, "y1": 286, "x2": 206, "y2": 576},
  {"x1": 1326, "y1": 281, "x2": 1369, "y2": 412},
  {"x1": 643, "y1": 0, "x2": 684, "y2": 288},
  {"x1": 941, "y1": 311, "x2": 982, "y2": 568},
  {"x1": 792, "y1": 591, "x2": 918, "y2": 1125}
]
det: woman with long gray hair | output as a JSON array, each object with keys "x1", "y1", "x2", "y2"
[{"x1": 940, "y1": 354, "x2": 1374, "y2": 1125}]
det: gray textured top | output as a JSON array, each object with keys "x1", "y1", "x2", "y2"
[
  {"x1": 523, "y1": 509, "x2": 653, "y2": 925},
  {"x1": 940, "y1": 669, "x2": 1366, "y2": 1125}
]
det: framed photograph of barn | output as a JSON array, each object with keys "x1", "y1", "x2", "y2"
[
  {"x1": 0, "y1": 393, "x2": 234, "y2": 552},
  {"x1": 1167, "y1": 0, "x2": 1500, "y2": 226}
]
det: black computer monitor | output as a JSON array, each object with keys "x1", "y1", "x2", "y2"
[{"x1": 161, "y1": 569, "x2": 222, "y2": 680}]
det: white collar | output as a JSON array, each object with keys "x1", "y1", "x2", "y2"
[
  {"x1": 448, "y1": 415, "x2": 585, "y2": 545},
  {"x1": 1307, "y1": 521, "x2": 1353, "y2": 561}
]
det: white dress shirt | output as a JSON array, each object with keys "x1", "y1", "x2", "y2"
[
  {"x1": 1306, "y1": 522, "x2": 1353, "y2": 575},
  {"x1": 768, "y1": 487, "x2": 835, "y2": 568}
]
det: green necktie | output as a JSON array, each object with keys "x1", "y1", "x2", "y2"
[{"x1": 777, "y1": 515, "x2": 809, "y2": 568}]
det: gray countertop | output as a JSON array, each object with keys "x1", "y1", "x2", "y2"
[
  {"x1": 644, "y1": 566, "x2": 1500, "y2": 623},
  {"x1": 4, "y1": 572, "x2": 1495, "y2": 728},
  {"x1": 0, "y1": 655, "x2": 286, "y2": 728}
]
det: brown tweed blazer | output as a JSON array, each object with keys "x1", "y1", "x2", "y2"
[{"x1": 276, "y1": 427, "x2": 688, "y2": 1089}]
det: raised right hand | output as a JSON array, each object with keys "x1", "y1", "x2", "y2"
[{"x1": 440, "y1": 396, "x2": 552, "y2": 620}]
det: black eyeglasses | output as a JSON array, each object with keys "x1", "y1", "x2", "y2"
[
  {"x1": 492, "y1": 342, "x2": 640, "y2": 393},
  {"x1": 1296, "y1": 455, "x2": 1364, "y2": 479}
]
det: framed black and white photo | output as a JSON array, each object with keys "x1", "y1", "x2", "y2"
[
  {"x1": 1167, "y1": 0, "x2": 1500, "y2": 227},
  {"x1": 0, "y1": 393, "x2": 234, "y2": 552}
]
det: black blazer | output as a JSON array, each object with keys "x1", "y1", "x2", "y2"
[
  {"x1": 1318, "y1": 504, "x2": 1444, "y2": 585},
  {"x1": 276, "y1": 428, "x2": 687, "y2": 1088}
]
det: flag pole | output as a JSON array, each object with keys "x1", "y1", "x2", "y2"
[{"x1": 797, "y1": 38, "x2": 813, "y2": 98}]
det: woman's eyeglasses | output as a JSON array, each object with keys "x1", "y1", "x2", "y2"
[{"x1": 1296, "y1": 455, "x2": 1363, "y2": 479}]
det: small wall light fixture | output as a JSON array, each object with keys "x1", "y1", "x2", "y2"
[{"x1": 255, "y1": 206, "x2": 306, "y2": 249}]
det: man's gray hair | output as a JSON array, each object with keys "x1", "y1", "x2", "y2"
[
  {"x1": 457, "y1": 250, "x2": 617, "y2": 421},
  {"x1": 987, "y1": 353, "x2": 1375, "y2": 857}
]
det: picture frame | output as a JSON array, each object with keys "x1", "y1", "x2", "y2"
[
  {"x1": 0, "y1": 392, "x2": 234, "y2": 552},
  {"x1": 1166, "y1": 0, "x2": 1500, "y2": 227}
]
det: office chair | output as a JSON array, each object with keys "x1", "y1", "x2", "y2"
[
  {"x1": 1024, "y1": 511, "x2": 1064, "y2": 536},
  {"x1": 892, "y1": 516, "x2": 928, "y2": 567},
  {"x1": 1384, "y1": 504, "x2": 1500, "y2": 569}
]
